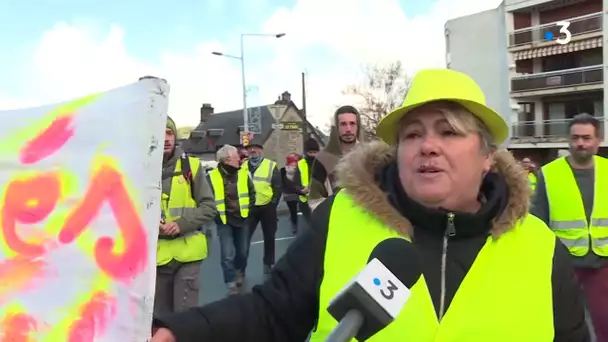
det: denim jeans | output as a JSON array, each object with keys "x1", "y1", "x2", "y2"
[
  {"x1": 218, "y1": 222, "x2": 249, "y2": 284},
  {"x1": 576, "y1": 266, "x2": 608, "y2": 342}
]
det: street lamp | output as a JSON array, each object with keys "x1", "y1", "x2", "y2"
[{"x1": 211, "y1": 33, "x2": 286, "y2": 134}]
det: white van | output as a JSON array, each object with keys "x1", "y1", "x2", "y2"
[{"x1": 200, "y1": 160, "x2": 218, "y2": 174}]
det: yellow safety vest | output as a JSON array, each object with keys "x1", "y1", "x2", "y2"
[
  {"x1": 208, "y1": 167, "x2": 250, "y2": 224},
  {"x1": 157, "y1": 156, "x2": 208, "y2": 266},
  {"x1": 297, "y1": 159, "x2": 309, "y2": 202},
  {"x1": 310, "y1": 191, "x2": 555, "y2": 341},
  {"x1": 243, "y1": 158, "x2": 276, "y2": 206},
  {"x1": 542, "y1": 156, "x2": 608, "y2": 257},
  {"x1": 528, "y1": 172, "x2": 537, "y2": 193}
]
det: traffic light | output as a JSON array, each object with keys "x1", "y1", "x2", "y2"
[{"x1": 241, "y1": 132, "x2": 251, "y2": 147}]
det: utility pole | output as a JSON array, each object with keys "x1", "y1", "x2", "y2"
[
  {"x1": 211, "y1": 33, "x2": 286, "y2": 135},
  {"x1": 301, "y1": 71, "x2": 308, "y2": 150}
]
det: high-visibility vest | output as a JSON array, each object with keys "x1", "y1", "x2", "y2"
[
  {"x1": 542, "y1": 156, "x2": 608, "y2": 257},
  {"x1": 528, "y1": 172, "x2": 537, "y2": 193},
  {"x1": 297, "y1": 159, "x2": 309, "y2": 202},
  {"x1": 208, "y1": 167, "x2": 250, "y2": 224},
  {"x1": 309, "y1": 191, "x2": 555, "y2": 341},
  {"x1": 243, "y1": 158, "x2": 277, "y2": 206},
  {"x1": 157, "y1": 156, "x2": 208, "y2": 266}
]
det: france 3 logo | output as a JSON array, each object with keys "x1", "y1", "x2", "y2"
[
  {"x1": 544, "y1": 21, "x2": 571, "y2": 45},
  {"x1": 373, "y1": 277, "x2": 399, "y2": 300}
]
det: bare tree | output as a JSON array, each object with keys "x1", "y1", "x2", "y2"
[{"x1": 343, "y1": 61, "x2": 410, "y2": 138}]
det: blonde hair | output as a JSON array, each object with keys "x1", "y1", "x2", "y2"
[{"x1": 399, "y1": 101, "x2": 496, "y2": 154}]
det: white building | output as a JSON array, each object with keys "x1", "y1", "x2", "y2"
[{"x1": 446, "y1": 0, "x2": 607, "y2": 163}]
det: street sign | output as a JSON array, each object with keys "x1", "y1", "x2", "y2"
[
  {"x1": 271, "y1": 121, "x2": 302, "y2": 131},
  {"x1": 281, "y1": 121, "x2": 301, "y2": 130}
]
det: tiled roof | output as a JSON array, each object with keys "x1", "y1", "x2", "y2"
[
  {"x1": 182, "y1": 102, "x2": 328, "y2": 154},
  {"x1": 183, "y1": 105, "x2": 274, "y2": 154}
]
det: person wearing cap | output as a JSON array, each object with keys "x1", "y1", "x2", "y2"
[
  {"x1": 307, "y1": 105, "x2": 365, "y2": 209},
  {"x1": 531, "y1": 113, "x2": 608, "y2": 340},
  {"x1": 242, "y1": 142, "x2": 281, "y2": 277},
  {"x1": 281, "y1": 153, "x2": 312, "y2": 234},
  {"x1": 155, "y1": 116, "x2": 217, "y2": 316},
  {"x1": 150, "y1": 70, "x2": 587, "y2": 342},
  {"x1": 296, "y1": 138, "x2": 320, "y2": 215}
]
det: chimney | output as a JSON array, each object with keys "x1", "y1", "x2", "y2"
[
  {"x1": 200, "y1": 103, "x2": 214, "y2": 123},
  {"x1": 281, "y1": 91, "x2": 291, "y2": 103}
]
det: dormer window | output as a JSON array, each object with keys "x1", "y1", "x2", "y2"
[
  {"x1": 207, "y1": 128, "x2": 224, "y2": 137},
  {"x1": 190, "y1": 130, "x2": 206, "y2": 138}
]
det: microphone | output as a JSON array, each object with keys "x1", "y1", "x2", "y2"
[{"x1": 325, "y1": 238, "x2": 422, "y2": 342}]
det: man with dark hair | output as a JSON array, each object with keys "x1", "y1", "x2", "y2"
[
  {"x1": 531, "y1": 112, "x2": 607, "y2": 340},
  {"x1": 308, "y1": 105, "x2": 364, "y2": 209},
  {"x1": 155, "y1": 116, "x2": 217, "y2": 315}
]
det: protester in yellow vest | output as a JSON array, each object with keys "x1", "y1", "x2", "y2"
[
  {"x1": 281, "y1": 154, "x2": 307, "y2": 234},
  {"x1": 281, "y1": 142, "x2": 317, "y2": 234},
  {"x1": 298, "y1": 137, "x2": 321, "y2": 206},
  {"x1": 154, "y1": 116, "x2": 217, "y2": 316},
  {"x1": 521, "y1": 157, "x2": 539, "y2": 194},
  {"x1": 531, "y1": 113, "x2": 608, "y2": 341},
  {"x1": 242, "y1": 143, "x2": 281, "y2": 277},
  {"x1": 151, "y1": 70, "x2": 587, "y2": 342},
  {"x1": 207, "y1": 144, "x2": 255, "y2": 296}
]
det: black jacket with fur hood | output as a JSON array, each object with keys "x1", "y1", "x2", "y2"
[{"x1": 154, "y1": 141, "x2": 589, "y2": 342}]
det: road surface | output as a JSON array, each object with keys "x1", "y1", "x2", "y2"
[{"x1": 198, "y1": 214, "x2": 300, "y2": 305}]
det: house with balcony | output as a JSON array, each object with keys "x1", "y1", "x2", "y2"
[
  {"x1": 506, "y1": 0, "x2": 607, "y2": 162},
  {"x1": 446, "y1": 0, "x2": 608, "y2": 164}
]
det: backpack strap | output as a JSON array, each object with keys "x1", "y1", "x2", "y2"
[
  {"x1": 180, "y1": 153, "x2": 196, "y2": 201},
  {"x1": 181, "y1": 154, "x2": 213, "y2": 237}
]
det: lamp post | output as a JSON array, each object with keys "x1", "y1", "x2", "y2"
[{"x1": 212, "y1": 33, "x2": 286, "y2": 134}]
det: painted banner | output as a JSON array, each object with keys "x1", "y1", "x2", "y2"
[{"x1": 0, "y1": 78, "x2": 168, "y2": 341}]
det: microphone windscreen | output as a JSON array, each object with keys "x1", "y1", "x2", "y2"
[{"x1": 368, "y1": 238, "x2": 422, "y2": 288}]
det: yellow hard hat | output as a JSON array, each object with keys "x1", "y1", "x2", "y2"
[{"x1": 376, "y1": 69, "x2": 508, "y2": 145}]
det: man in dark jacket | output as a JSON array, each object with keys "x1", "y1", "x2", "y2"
[
  {"x1": 531, "y1": 113, "x2": 606, "y2": 340},
  {"x1": 207, "y1": 144, "x2": 255, "y2": 295},
  {"x1": 308, "y1": 105, "x2": 364, "y2": 209}
]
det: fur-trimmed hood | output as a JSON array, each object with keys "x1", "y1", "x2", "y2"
[{"x1": 335, "y1": 140, "x2": 530, "y2": 237}]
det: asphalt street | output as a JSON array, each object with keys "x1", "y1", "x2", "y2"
[{"x1": 198, "y1": 214, "x2": 300, "y2": 305}]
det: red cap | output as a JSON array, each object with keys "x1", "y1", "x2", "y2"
[{"x1": 286, "y1": 154, "x2": 299, "y2": 166}]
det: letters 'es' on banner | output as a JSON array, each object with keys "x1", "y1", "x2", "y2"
[{"x1": 0, "y1": 79, "x2": 168, "y2": 341}]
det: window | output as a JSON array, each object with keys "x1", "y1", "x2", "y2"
[
  {"x1": 206, "y1": 137, "x2": 216, "y2": 150},
  {"x1": 516, "y1": 102, "x2": 535, "y2": 137},
  {"x1": 207, "y1": 129, "x2": 224, "y2": 137},
  {"x1": 542, "y1": 54, "x2": 576, "y2": 72},
  {"x1": 564, "y1": 100, "x2": 594, "y2": 118},
  {"x1": 517, "y1": 102, "x2": 535, "y2": 122},
  {"x1": 190, "y1": 130, "x2": 206, "y2": 138}
]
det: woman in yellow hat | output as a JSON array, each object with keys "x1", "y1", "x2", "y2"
[{"x1": 151, "y1": 69, "x2": 588, "y2": 342}]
